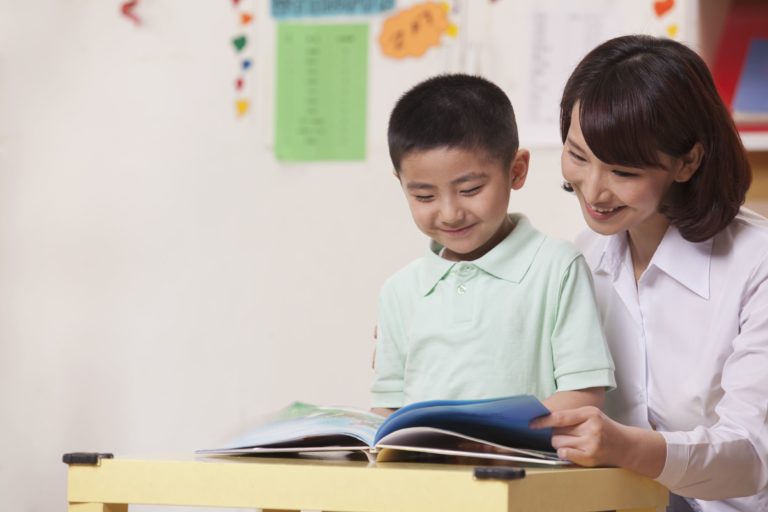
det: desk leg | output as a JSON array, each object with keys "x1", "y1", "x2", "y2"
[{"x1": 68, "y1": 503, "x2": 128, "y2": 512}]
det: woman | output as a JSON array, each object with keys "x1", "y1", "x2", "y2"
[{"x1": 532, "y1": 35, "x2": 768, "y2": 512}]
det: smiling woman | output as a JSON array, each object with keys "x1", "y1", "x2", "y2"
[{"x1": 530, "y1": 35, "x2": 768, "y2": 512}]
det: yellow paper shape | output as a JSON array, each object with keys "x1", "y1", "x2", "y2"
[
  {"x1": 379, "y1": 2, "x2": 451, "y2": 59},
  {"x1": 236, "y1": 99, "x2": 250, "y2": 116},
  {"x1": 666, "y1": 23, "x2": 678, "y2": 38}
]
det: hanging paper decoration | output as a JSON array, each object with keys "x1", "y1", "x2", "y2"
[
  {"x1": 652, "y1": 0, "x2": 678, "y2": 40},
  {"x1": 231, "y1": 2, "x2": 255, "y2": 117},
  {"x1": 653, "y1": 0, "x2": 674, "y2": 17},
  {"x1": 379, "y1": 2, "x2": 456, "y2": 59},
  {"x1": 121, "y1": 0, "x2": 142, "y2": 25},
  {"x1": 233, "y1": 35, "x2": 248, "y2": 52},
  {"x1": 270, "y1": 0, "x2": 394, "y2": 19},
  {"x1": 236, "y1": 99, "x2": 250, "y2": 116}
]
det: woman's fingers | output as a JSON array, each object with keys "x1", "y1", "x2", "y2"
[{"x1": 530, "y1": 405, "x2": 602, "y2": 429}]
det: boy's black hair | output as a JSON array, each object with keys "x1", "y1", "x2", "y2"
[{"x1": 388, "y1": 74, "x2": 519, "y2": 172}]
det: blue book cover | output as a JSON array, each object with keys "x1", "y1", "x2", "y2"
[{"x1": 733, "y1": 38, "x2": 768, "y2": 123}]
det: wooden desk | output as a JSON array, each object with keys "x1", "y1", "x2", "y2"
[{"x1": 66, "y1": 456, "x2": 669, "y2": 512}]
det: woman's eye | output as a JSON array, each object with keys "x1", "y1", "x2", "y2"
[
  {"x1": 569, "y1": 150, "x2": 587, "y2": 162},
  {"x1": 460, "y1": 186, "x2": 482, "y2": 195},
  {"x1": 612, "y1": 170, "x2": 637, "y2": 178}
]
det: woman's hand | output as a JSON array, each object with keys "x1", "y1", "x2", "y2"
[{"x1": 530, "y1": 406, "x2": 666, "y2": 478}]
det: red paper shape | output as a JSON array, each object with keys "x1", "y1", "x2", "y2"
[
  {"x1": 653, "y1": 0, "x2": 674, "y2": 18},
  {"x1": 121, "y1": 0, "x2": 141, "y2": 25},
  {"x1": 241, "y1": 12, "x2": 254, "y2": 25}
]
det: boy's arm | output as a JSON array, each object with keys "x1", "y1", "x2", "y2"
[{"x1": 542, "y1": 386, "x2": 605, "y2": 412}]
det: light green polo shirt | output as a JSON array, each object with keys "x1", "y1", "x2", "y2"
[{"x1": 371, "y1": 214, "x2": 615, "y2": 408}]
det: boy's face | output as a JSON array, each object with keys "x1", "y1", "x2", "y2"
[{"x1": 397, "y1": 147, "x2": 528, "y2": 261}]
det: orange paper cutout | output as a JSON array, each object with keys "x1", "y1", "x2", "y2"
[
  {"x1": 379, "y1": 2, "x2": 451, "y2": 59},
  {"x1": 241, "y1": 12, "x2": 253, "y2": 25},
  {"x1": 653, "y1": 0, "x2": 674, "y2": 18}
]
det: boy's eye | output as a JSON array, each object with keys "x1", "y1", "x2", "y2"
[
  {"x1": 414, "y1": 195, "x2": 434, "y2": 202},
  {"x1": 460, "y1": 186, "x2": 482, "y2": 195}
]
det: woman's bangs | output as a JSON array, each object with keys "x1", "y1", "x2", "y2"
[{"x1": 579, "y1": 80, "x2": 664, "y2": 170}]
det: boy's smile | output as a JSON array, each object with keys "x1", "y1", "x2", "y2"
[{"x1": 397, "y1": 146, "x2": 528, "y2": 261}]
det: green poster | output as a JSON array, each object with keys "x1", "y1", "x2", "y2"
[{"x1": 275, "y1": 23, "x2": 369, "y2": 161}]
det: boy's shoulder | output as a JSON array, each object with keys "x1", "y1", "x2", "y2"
[{"x1": 380, "y1": 253, "x2": 435, "y2": 297}]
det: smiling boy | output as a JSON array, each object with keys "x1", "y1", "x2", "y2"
[{"x1": 371, "y1": 74, "x2": 615, "y2": 416}]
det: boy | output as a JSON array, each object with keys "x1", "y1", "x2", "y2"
[{"x1": 371, "y1": 74, "x2": 614, "y2": 416}]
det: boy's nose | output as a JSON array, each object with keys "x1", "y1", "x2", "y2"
[{"x1": 438, "y1": 200, "x2": 464, "y2": 225}]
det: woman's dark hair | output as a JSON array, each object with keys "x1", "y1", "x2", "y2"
[
  {"x1": 388, "y1": 74, "x2": 519, "y2": 171},
  {"x1": 560, "y1": 35, "x2": 751, "y2": 242}
]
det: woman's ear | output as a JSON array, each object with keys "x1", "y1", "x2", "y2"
[
  {"x1": 510, "y1": 149, "x2": 530, "y2": 190},
  {"x1": 675, "y1": 142, "x2": 704, "y2": 183}
]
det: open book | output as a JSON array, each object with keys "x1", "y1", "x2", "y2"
[{"x1": 196, "y1": 395, "x2": 566, "y2": 465}]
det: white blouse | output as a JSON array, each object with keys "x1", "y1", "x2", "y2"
[{"x1": 576, "y1": 209, "x2": 768, "y2": 512}]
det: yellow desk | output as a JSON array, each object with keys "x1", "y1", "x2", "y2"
[{"x1": 66, "y1": 456, "x2": 669, "y2": 512}]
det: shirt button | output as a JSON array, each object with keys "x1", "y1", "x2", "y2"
[{"x1": 457, "y1": 284, "x2": 467, "y2": 294}]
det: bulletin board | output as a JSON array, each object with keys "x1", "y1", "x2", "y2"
[{"x1": 232, "y1": 0, "x2": 698, "y2": 162}]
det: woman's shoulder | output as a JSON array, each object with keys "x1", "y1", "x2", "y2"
[
  {"x1": 573, "y1": 229, "x2": 610, "y2": 266},
  {"x1": 720, "y1": 208, "x2": 768, "y2": 252}
]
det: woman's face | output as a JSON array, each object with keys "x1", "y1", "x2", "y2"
[{"x1": 561, "y1": 105, "x2": 685, "y2": 237}]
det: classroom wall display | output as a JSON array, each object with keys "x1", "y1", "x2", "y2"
[
  {"x1": 482, "y1": 0, "x2": 696, "y2": 147},
  {"x1": 378, "y1": 3, "x2": 458, "y2": 59},
  {"x1": 271, "y1": 0, "x2": 395, "y2": 19},
  {"x1": 232, "y1": 1, "x2": 256, "y2": 117},
  {"x1": 275, "y1": 23, "x2": 369, "y2": 161},
  {"x1": 120, "y1": 0, "x2": 142, "y2": 25}
]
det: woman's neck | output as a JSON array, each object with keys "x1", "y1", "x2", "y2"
[{"x1": 627, "y1": 214, "x2": 671, "y2": 282}]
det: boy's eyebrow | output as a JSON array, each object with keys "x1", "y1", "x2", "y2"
[{"x1": 405, "y1": 172, "x2": 488, "y2": 191}]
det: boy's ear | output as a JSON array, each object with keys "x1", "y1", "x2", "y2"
[
  {"x1": 674, "y1": 142, "x2": 704, "y2": 183},
  {"x1": 509, "y1": 149, "x2": 530, "y2": 190}
]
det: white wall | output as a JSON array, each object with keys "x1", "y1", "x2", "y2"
[{"x1": 0, "y1": 2, "x2": 592, "y2": 511}]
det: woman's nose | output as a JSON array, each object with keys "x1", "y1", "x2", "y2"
[{"x1": 579, "y1": 169, "x2": 608, "y2": 204}]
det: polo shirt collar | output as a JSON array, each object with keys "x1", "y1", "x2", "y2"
[
  {"x1": 418, "y1": 214, "x2": 545, "y2": 296},
  {"x1": 593, "y1": 225, "x2": 712, "y2": 299}
]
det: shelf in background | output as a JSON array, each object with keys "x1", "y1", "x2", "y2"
[{"x1": 741, "y1": 132, "x2": 768, "y2": 152}]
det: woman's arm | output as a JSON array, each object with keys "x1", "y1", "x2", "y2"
[
  {"x1": 542, "y1": 386, "x2": 604, "y2": 412},
  {"x1": 531, "y1": 406, "x2": 666, "y2": 478}
]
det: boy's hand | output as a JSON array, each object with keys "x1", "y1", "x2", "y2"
[{"x1": 371, "y1": 407, "x2": 397, "y2": 417}]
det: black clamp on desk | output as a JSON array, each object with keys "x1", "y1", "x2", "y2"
[{"x1": 62, "y1": 452, "x2": 114, "y2": 465}]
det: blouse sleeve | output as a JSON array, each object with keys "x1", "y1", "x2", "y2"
[{"x1": 656, "y1": 259, "x2": 768, "y2": 499}]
